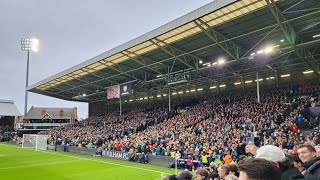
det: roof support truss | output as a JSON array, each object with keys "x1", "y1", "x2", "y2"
[{"x1": 266, "y1": 0, "x2": 319, "y2": 77}]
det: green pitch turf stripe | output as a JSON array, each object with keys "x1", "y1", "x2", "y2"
[
  {"x1": 0, "y1": 143, "x2": 170, "y2": 175},
  {"x1": 0, "y1": 159, "x2": 83, "y2": 170}
]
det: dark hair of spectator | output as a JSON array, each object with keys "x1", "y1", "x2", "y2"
[
  {"x1": 299, "y1": 144, "x2": 316, "y2": 152},
  {"x1": 238, "y1": 158, "x2": 281, "y2": 180},
  {"x1": 196, "y1": 168, "x2": 209, "y2": 178}
]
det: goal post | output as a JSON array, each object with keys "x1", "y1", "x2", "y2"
[{"x1": 22, "y1": 134, "x2": 48, "y2": 150}]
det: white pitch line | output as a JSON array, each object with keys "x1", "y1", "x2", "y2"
[
  {"x1": 0, "y1": 160, "x2": 83, "y2": 170},
  {"x1": 0, "y1": 143, "x2": 170, "y2": 175}
]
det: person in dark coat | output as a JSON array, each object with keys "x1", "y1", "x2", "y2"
[
  {"x1": 298, "y1": 144, "x2": 320, "y2": 180},
  {"x1": 254, "y1": 145, "x2": 304, "y2": 180}
]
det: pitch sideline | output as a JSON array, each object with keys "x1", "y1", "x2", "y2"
[{"x1": 0, "y1": 143, "x2": 170, "y2": 175}]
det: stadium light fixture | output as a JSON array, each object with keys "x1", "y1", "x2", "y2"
[
  {"x1": 197, "y1": 88, "x2": 203, "y2": 91},
  {"x1": 210, "y1": 86, "x2": 217, "y2": 89},
  {"x1": 219, "y1": 84, "x2": 226, "y2": 88},
  {"x1": 217, "y1": 58, "x2": 226, "y2": 65},
  {"x1": 178, "y1": 91, "x2": 183, "y2": 94},
  {"x1": 163, "y1": 94, "x2": 167, "y2": 97},
  {"x1": 264, "y1": 46, "x2": 274, "y2": 54},
  {"x1": 20, "y1": 38, "x2": 39, "y2": 52},
  {"x1": 245, "y1": 80, "x2": 253, "y2": 84},
  {"x1": 280, "y1": 74, "x2": 290, "y2": 78},
  {"x1": 250, "y1": 53, "x2": 256, "y2": 56},
  {"x1": 20, "y1": 38, "x2": 40, "y2": 115},
  {"x1": 303, "y1": 70, "x2": 314, "y2": 74},
  {"x1": 186, "y1": 90, "x2": 190, "y2": 93},
  {"x1": 199, "y1": 60, "x2": 203, "y2": 64},
  {"x1": 125, "y1": 100, "x2": 128, "y2": 103},
  {"x1": 156, "y1": 75, "x2": 163, "y2": 78},
  {"x1": 129, "y1": 99, "x2": 133, "y2": 102},
  {"x1": 172, "y1": 92, "x2": 177, "y2": 95},
  {"x1": 313, "y1": 34, "x2": 320, "y2": 38},
  {"x1": 257, "y1": 50, "x2": 264, "y2": 54},
  {"x1": 255, "y1": 79, "x2": 263, "y2": 82},
  {"x1": 190, "y1": 89, "x2": 196, "y2": 92},
  {"x1": 156, "y1": 95, "x2": 161, "y2": 98},
  {"x1": 266, "y1": 77, "x2": 275, "y2": 80},
  {"x1": 234, "y1": 82, "x2": 241, "y2": 85}
]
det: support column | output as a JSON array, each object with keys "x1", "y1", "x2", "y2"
[
  {"x1": 168, "y1": 86, "x2": 171, "y2": 112},
  {"x1": 256, "y1": 72, "x2": 260, "y2": 103},
  {"x1": 275, "y1": 71, "x2": 279, "y2": 88},
  {"x1": 241, "y1": 76, "x2": 245, "y2": 91},
  {"x1": 119, "y1": 97, "x2": 122, "y2": 116},
  {"x1": 217, "y1": 82, "x2": 220, "y2": 94},
  {"x1": 24, "y1": 50, "x2": 30, "y2": 115}
]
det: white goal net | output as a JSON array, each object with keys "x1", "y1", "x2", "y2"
[{"x1": 22, "y1": 134, "x2": 48, "y2": 150}]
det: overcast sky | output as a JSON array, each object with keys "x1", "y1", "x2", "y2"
[{"x1": 0, "y1": 0, "x2": 213, "y2": 118}]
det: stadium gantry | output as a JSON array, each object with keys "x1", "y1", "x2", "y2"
[{"x1": 27, "y1": 0, "x2": 320, "y2": 112}]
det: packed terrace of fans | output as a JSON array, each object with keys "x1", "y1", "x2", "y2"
[{"x1": 37, "y1": 83, "x2": 320, "y2": 161}]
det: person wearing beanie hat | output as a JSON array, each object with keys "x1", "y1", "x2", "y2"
[
  {"x1": 255, "y1": 145, "x2": 287, "y2": 162},
  {"x1": 247, "y1": 143, "x2": 303, "y2": 180}
]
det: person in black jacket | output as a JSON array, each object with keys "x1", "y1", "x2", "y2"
[
  {"x1": 298, "y1": 144, "x2": 320, "y2": 180},
  {"x1": 248, "y1": 144, "x2": 304, "y2": 180}
]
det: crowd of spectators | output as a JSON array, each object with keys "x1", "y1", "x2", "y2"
[{"x1": 38, "y1": 83, "x2": 320, "y2": 179}]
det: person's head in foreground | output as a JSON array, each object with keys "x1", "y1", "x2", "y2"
[
  {"x1": 297, "y1": 144, "x2": 317, "y2": 163},
  {"x1": 163, "y1": 175, "x2": 178, "y2": 180},
  {"x1": 217, "y1": 165, "x2": 229, "y2": 179},
  {"x1": 255, "y1": 145, "x2": 286, "y2": 163},
  {"x1": 177, "y1": 170, "x2": 193, "y2": 180},
  {"x1": 237, "y1": 158, "x2": 281, "y2": 180},
  {"x1": 195, "y1": 168, "x2": 209, "y2": 180}
]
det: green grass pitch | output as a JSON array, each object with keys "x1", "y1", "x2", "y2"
[{"x1": 0, "y1": 143, "x2": 176, "y2": 180}]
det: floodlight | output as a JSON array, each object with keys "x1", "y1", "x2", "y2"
[
  {"x1": 280, "y1": 74, "x2": 290, "y2": 78},
  {"x1": 217, "y1": 58, "x2": 226, "y2": 65},
  {"x1": 303, "y1": 70, "x2": 314, "y2": 74},
  {"x1": 312, "y1": 34, "x2": 320, "y2": 38},
  {"x1": 257, "y1": 50, "x2": 264, "y2": 54},
  {"x1": 264, "y1": 47, "x2": 274, "y2": 54}
]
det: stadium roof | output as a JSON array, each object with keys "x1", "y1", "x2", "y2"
[
  {"x1": 28, "y1": 0, "x2": 320, "y2": 103},
  {"x1": 0, "y1": 100, "x2": 21, "y2": 116}
]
